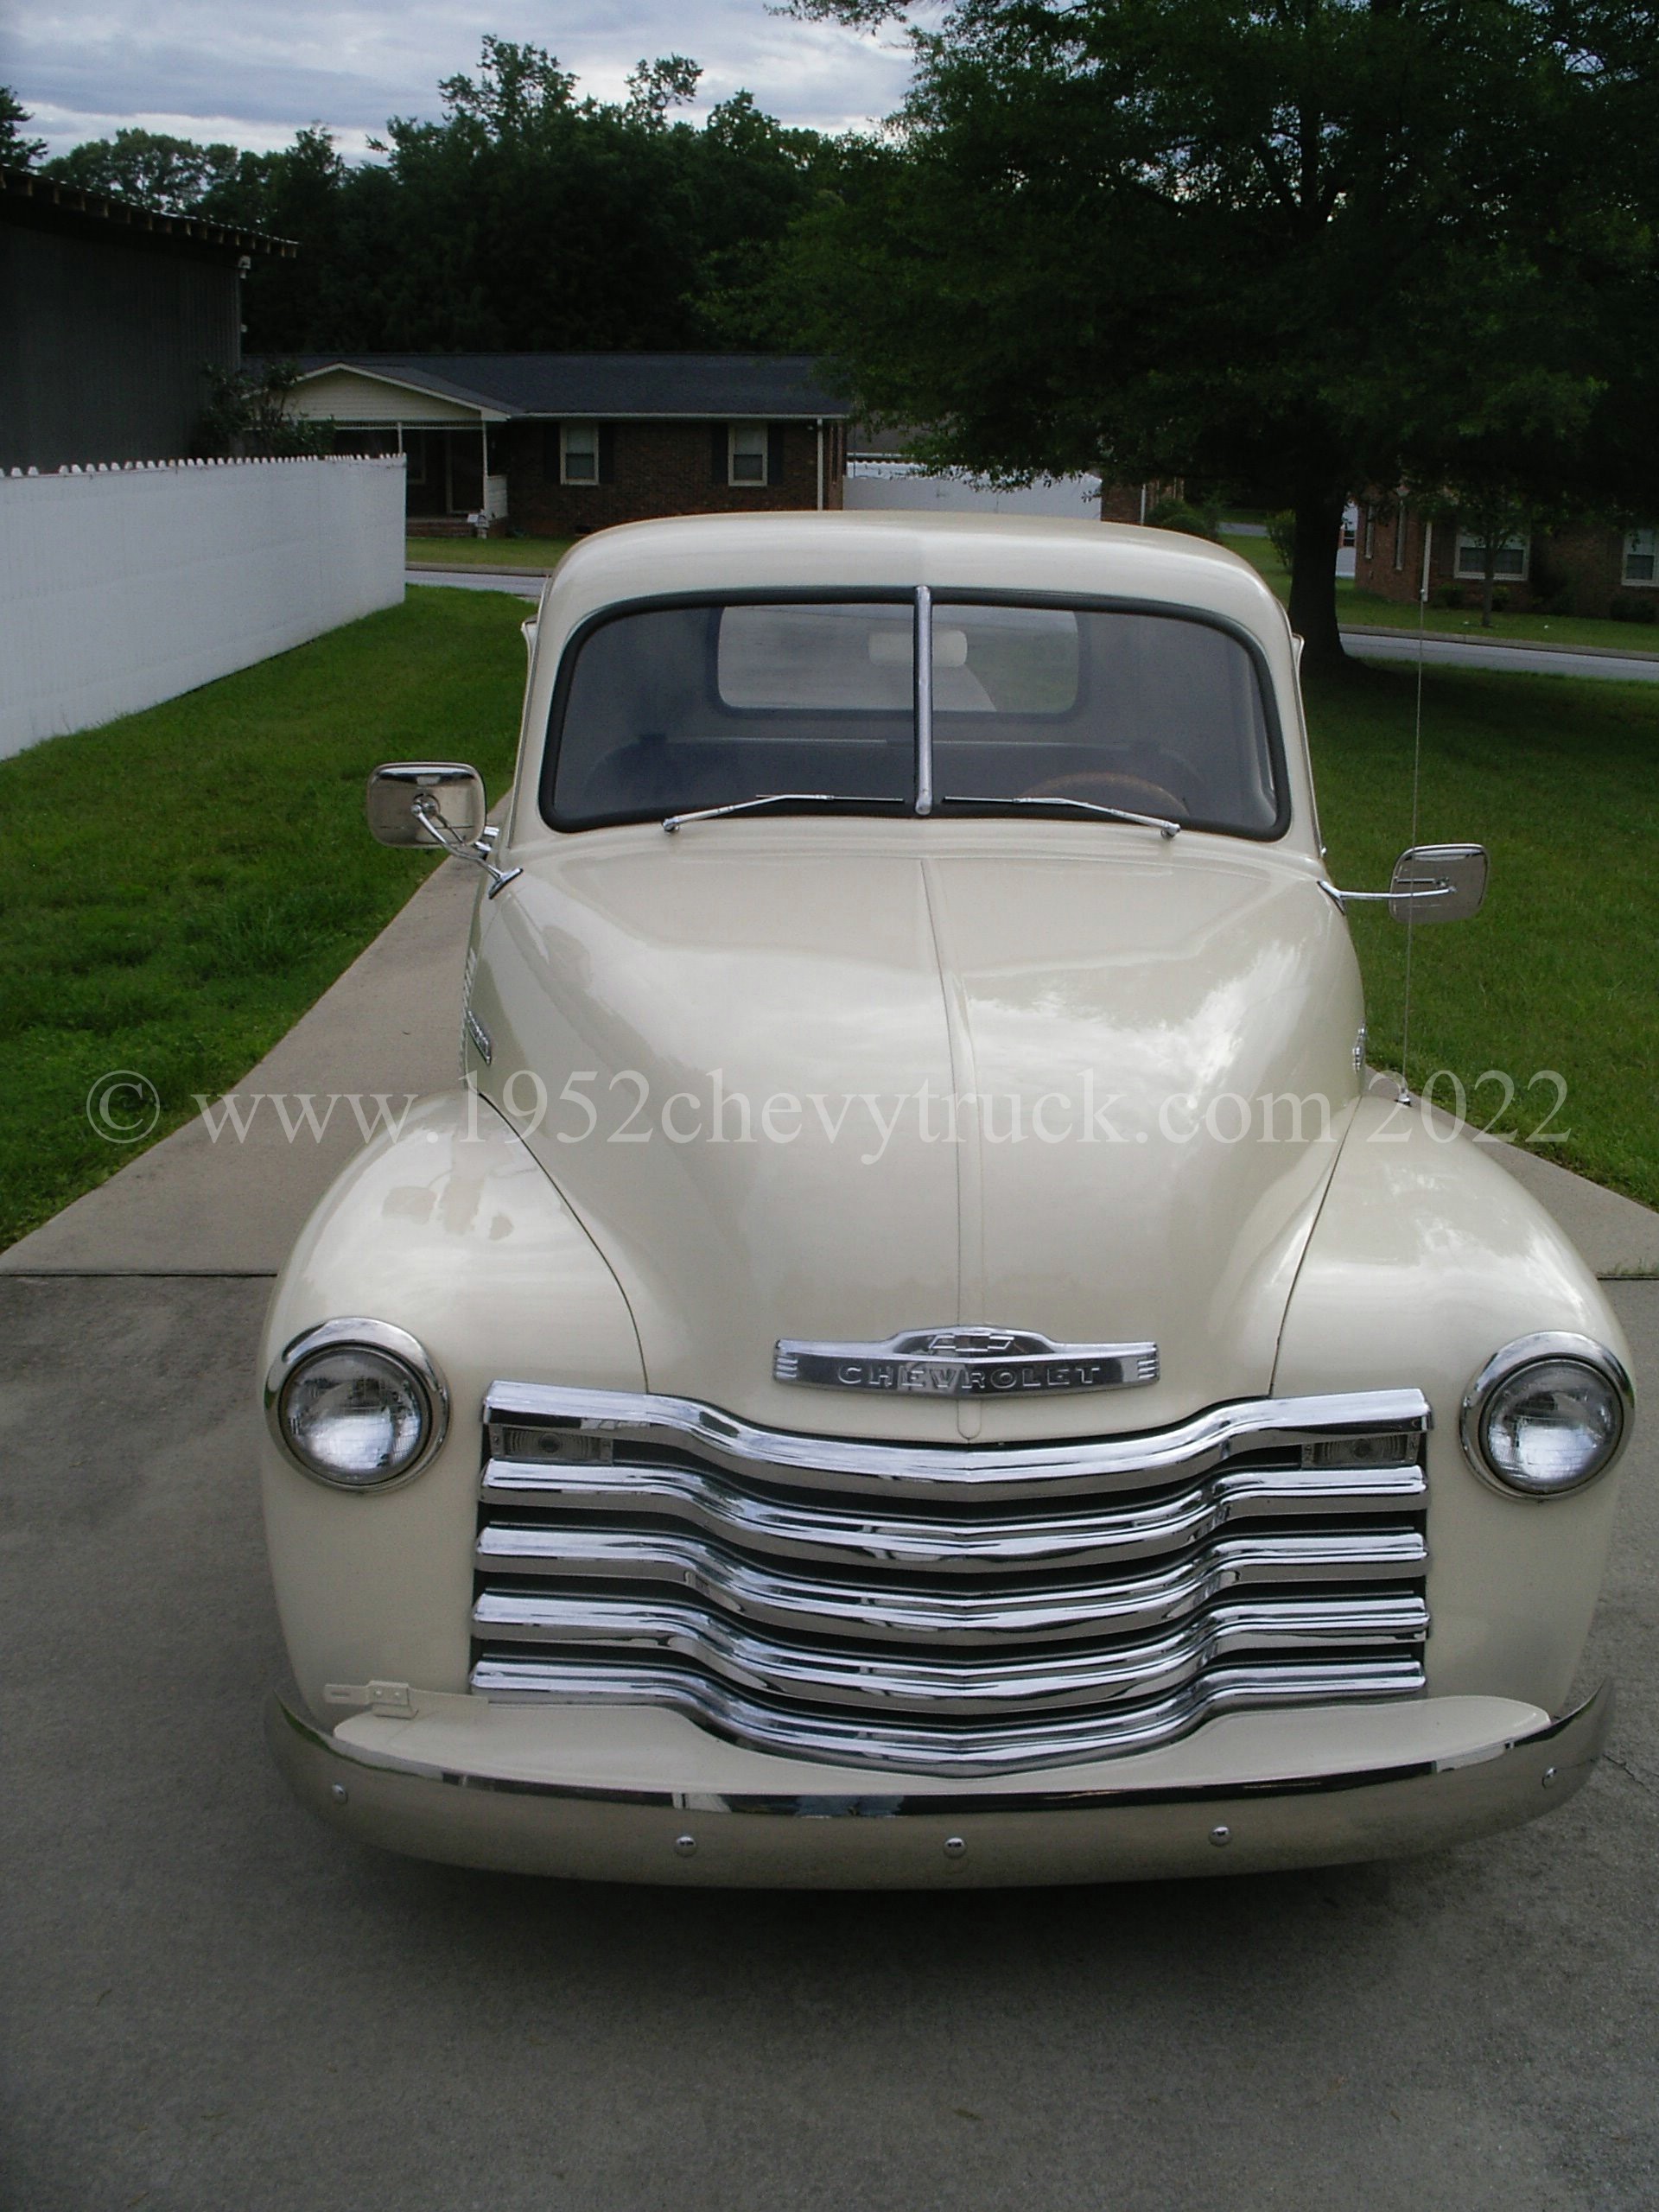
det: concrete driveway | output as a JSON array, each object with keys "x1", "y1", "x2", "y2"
[{"x1": 3, "y1": 861, "x2": 1658, "y2": 2212}]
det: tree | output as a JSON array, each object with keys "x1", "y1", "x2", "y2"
[
  {"x1": 1, "y1": 86, "x2": 46, "y2": 168},
  {"x1": 43, "y1": 127, "x2": 243, "y2": 210},
  {"x1": 626, "y1": 55, "x2": 703, "y2": 128},
  {"x1": 777, "y1": 0, "x2": 1654, "y2": 667},
  {"x1": 31, "y1": 41, "x2": 835, "y2": 357},
  {"x1": 196, "y1": 361, "x2": 333, "y2": 457}
]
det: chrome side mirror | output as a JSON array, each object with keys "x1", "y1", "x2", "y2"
[
  {"x1": 365, "y1": 761, "x2": 520, "y2": 898},
  {"x1": 367, "y1": 761, "x2": 486, "y2": 847},
  {"x1": 1323, "y1": 842, "x2": 1488, "y2": 924},
  {"x1": 1388, "y1": 842, "x2": 1488, "y2": 924}
]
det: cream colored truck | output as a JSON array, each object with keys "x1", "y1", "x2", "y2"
[{"x1": 259, "y1": 513, "x2": 1634, "y2": 1885}]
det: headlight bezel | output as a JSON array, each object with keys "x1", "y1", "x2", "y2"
[
  {"x1": 1460, "y1": 1332, "x2": 1633, "y2": 1499},
  {"x1": 264, "y1": 1318, "x2": 450, "y2": 1491}
]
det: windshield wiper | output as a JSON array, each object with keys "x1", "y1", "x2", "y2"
[
  {"x1": 942, "y1": 794, "x2": 1181, "y2": 839},
  {"x1": 662, "y1": 793, "x2": 891, "y2": 834}
]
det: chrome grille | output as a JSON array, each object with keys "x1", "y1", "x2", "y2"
[{"x1": 473, "y1": 1382, "x2": 1431, "y2": 1775}]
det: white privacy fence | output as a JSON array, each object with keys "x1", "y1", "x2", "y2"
[
  {"x1": 0, "y1": 454, "x2": 406, "y2": 760},
  {"x1": 844, "y1": 462, "x2": 1103, "y2": 518}
]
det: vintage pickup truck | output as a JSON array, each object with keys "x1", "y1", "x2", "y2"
[{"x1": 260, "y1": 512, "x2": 1633, "y2": 1884}]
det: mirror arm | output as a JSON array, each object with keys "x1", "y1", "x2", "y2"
[
  {"x1": 1319, "y1": 879, "x2": 1452, "y2": 912},
  {"x1": 410, "y1": 794, "x2": 522, "y2": 899}
]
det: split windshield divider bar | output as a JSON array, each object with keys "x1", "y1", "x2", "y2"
[{"x1": 914, "y1": 583, "x2": 934, "y2": 817}]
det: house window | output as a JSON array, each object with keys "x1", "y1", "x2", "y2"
[
  {"x1": 1363, "y1": 508, "x2": 1376, "y2": 562},
  {"x1": 1393, "y1": 505, "x2": 1407, "y2": 571},
  {"x1": 1455, "y1": 531, "x2": 1529, "y2": 581},
  {"x1": 561, "y1": 423, "x2": 600, "y2": 485},
  {"x1": 728, "y1": 423, "x2": 768, "y2": 486},
  {"x1": 1623, "y1": 527, "x2": 1657, "y2": 585}
]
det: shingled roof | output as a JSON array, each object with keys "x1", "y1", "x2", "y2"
[{"x1": 284, "y1": 353, "x2": 851, "y2": 420}]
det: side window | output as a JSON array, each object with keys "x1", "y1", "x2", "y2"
[
  {"x1": 1624, "y1": 527, "x2": 1657, "y2": 585},
  {"x1": 728, "y1": 424, "x2": 768, "y2": 486},
  {"x1": 1455, "y1": 530, "x2": 1529, "y2": 580},
  {"x1": 561, "y1": 423, "x2": 600, "y2": 485}
]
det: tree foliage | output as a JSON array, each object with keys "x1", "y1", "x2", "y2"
[
  {"x1": 33, "y1": 41, "x2": 834, "y2": 358},
  {"x1": 44, "y1": 128, "x2": 244, "y2": 209},
  {"x1": 195, "y1": 361, "x2": 334, "y2": 458},
  {"x1": 774, "y1": 0, "x2": 1659, "y2": 664},
  {"x1": 1, "y1": 85, "x2": 46, "y2": 167}
]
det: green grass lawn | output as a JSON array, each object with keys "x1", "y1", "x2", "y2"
[
  {"x1": 0, "y1": 587, "x2": 529, "y2": 1251},
  {"x1": 3, "y1": 586, "x2": 1654, "y2": 1249},
  {"x1": 405, "y1": 535, "x2": 574, "y2": 569},
  {"x1": 1308, "y1": 660, "x2": 1659, "y2": 1209},
  {"x1": 1220, "y1": 529, "x2": 1659, "y2": 656}
]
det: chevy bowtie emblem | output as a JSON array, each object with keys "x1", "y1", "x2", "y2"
[{"x1": 773, "y1": 1328, "x2": 1159, "y2": 1398}]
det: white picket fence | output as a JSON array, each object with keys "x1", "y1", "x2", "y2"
[{"x1": 0, "y1": 454, "x2": 406, "y2": 760}]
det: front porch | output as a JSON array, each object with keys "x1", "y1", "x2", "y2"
[{"x1": 327, "y1": 423, "x2": 508, "y2": 535}]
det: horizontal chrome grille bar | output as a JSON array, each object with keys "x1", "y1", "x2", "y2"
[
  {"x1": 474, "y1": 1524, "x2": 1427, "y2": 1645},
  {"x1": 471, "y1": 1591, "x2": 1428, "y2": 1716},
  {"x1": 483, "y1": 1381, "x2": 1431, "y2": 1503},
  {"x1": 480, "y1": 1458, "x2": 1426, "y2": 1575},
  {"x1": 474, "y1": 1380, "x2": 1430, "y2": 1773},
  {"x1": 465, "y1": 1654, "x2": 1427, "y2": 1775}
]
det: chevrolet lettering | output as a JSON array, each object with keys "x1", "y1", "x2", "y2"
[
  {"x1": 260, "y1": 513, "x2": 1635, "y2": 1886},
  {"x1": 774, "y1": 1328, "x2": 1160, "y2": 1395}
]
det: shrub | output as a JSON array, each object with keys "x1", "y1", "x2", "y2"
[
  {"x1": 1265, "y1": 511, "x2": 1296, "y2": 569},
  {"x1": 1145, "y1": 498, "x2": 1222, "y2": 543},
  {"x1": 1435, "y1": 584, "x2": 1466, "y2": 610},
  {"x1": 1608, "y1": 592, "x2": 1659, "y2": 624}
]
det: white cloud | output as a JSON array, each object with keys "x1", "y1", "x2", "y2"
[{"x1": 1, "y1": 0, "x2": 928, "y2": 159}]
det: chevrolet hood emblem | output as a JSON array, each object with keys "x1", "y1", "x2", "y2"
[{"x1": 773, "y1": 1328, "x2": 1159, "y2": 1399}]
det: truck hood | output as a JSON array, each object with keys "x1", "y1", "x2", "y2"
[{"x1": 474, "y1": 827, "x2": 1363, "y2": 1441}]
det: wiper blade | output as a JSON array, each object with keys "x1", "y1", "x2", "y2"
[
  {"x1": 942, "y1": 794, "x2": 1181, "y2": 839},
  {"x1": 663, "y1": 793, "x2": 873, "y2": 834}
]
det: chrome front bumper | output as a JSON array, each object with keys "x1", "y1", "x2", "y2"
[{"x1": 268, "y1": 1682, "x2": 1611, "y2": 1888}]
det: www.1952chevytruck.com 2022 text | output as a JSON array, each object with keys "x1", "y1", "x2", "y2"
[{"x1": 259, "y1": 512, "x2": 1635, "y2": 1885}]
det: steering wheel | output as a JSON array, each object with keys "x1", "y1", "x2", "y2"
[{"x1": 1019, "y1": 768, "x2": 1185, "y2": 817}]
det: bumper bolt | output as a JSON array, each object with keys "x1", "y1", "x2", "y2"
[
  {"x1": 944, "y1": 1835, "x2": 967, "y2": 1860},
  {"x1": 1541, "y1": 1766, "x2": 1559, "y2": 1789},
  {"x1": 674, "y1": 1833, "x2": 697, "y2": 1857},
  {"x1": 1210, "y1": 1824, "x2": 1231, "y2": 1847},
  {"x1": 330, "y1": 1782, "x2": 348, "y2": 1805}
]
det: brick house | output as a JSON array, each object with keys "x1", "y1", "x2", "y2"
[
  {"x1": 277, "y1": 353, "x2": 851, "y2": 536},
  {"x1": 1353, "y1": 493, "x2": 1659, "y2": 620}
]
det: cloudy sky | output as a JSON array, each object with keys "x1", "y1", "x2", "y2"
[{"x1": 3, "y1": 0, "x2": 930, "y2": 160}]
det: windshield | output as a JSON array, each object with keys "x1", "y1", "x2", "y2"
[{"x1": 543, "y1": 595, "x2": 1283, "y2": 836}]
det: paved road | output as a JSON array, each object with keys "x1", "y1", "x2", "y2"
[
  {"x1": 404, "y1": 569, "x2": 1659, "y2": 681},
  {"x1": 1345, "y1": 626, "x2": 1659, "y2": 682},
  {"x1": 409, "y1": 565, "x2": 543, "y2": 599},
  {"x1": 2, "y1": 1266, "x2": 1656, "y2": 2211}
]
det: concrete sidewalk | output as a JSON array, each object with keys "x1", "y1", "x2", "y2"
[{"x1": 3, "y1": 848, "x2": 1656, "y2": 1280}]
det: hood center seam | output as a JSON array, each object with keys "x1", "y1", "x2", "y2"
[{"x1": 918, "y1": 857, "x2": 986, "y2": 1441}]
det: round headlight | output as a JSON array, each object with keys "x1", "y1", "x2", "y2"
[
  {"x1": 267, "y1": 1320, "x2": 448, "y2": 1489},
  {"x1": 1462, "y1": 1335, "x2": 1632, "y2": 1497}
]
